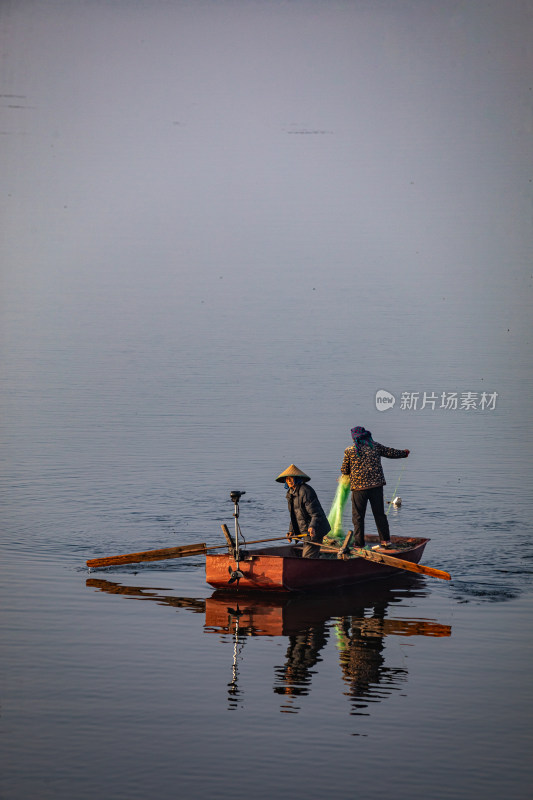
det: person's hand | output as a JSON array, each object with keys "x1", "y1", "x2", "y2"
[
  {"x1": 405, "y1": 449, "x2": 410, "y2": 456},
  {"x1": 286, "y1": 532, "x2": 293, "y2": 541},
  {"x1": 308, "y1": 527, "x2": 316, "y2": 540}
]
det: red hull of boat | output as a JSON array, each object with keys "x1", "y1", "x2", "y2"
[{"x1": 205, "y1": 536, "x2": 429, "y2": 592}]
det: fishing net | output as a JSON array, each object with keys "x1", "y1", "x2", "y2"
[{"x1": 326, "y1": 475, "x2": 351, "y2": 543}]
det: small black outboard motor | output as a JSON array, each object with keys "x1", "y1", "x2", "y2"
[{"x1": 227, "y1": 491, "x2": 246, "y2": 585}]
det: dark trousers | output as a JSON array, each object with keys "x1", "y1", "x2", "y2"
[
  {"x1": 351, "y1": 487, "x2": 390, "y2": 547},
  {"x1": 301, "y1": 534, "x2": 324, "y2": 559}
]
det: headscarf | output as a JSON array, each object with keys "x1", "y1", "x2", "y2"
[{"x1": 351, "y1": 426, "x2": 375, "y2": 454}]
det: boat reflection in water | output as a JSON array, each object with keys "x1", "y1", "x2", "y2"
[{"x1": 87, "y1": 576, "x2": 451, "y2": 715}]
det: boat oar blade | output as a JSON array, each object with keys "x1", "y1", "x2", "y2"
[
  {"x1": 353, "y1": 547, "x2": 451, "y2": 581},
  {"x1": 86, "y1": 542, "x2": 208, "y2": 569}
]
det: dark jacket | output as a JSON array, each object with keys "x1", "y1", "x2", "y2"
[
  {"x1": 287, "y1": 483, "x2": 331, "y2": 539},
  {"x1": 341, "y1": 443, "x2": 408, "y2": 491}
]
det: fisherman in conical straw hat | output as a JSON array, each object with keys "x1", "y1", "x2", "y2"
[{"x1": 276, "y1": 464, "x2": 331, "y2": 558}]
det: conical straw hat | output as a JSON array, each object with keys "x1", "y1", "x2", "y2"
[{"x1": 275, "y1": 464, "x2": 311, "y2": 483}]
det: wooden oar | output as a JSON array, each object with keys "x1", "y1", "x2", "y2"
[
  {"x1": 311, "y1": 536, "x2": 451, "y2": 581},
  {"x1": 351, "y1": 546, "x2": 450, "y2": 580},
  {"x1": 86, "y1": 533, "x2": 292, "y2": 569}
]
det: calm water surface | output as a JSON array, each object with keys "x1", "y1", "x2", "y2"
[{"x1": 1, "y1": 1, "x2": 532, "y2": 799}]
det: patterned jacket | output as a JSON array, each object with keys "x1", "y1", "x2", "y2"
[
  {"x1": 341, "y1": 443, "x2": 408, "y2": 491},
  {"x1": 287, "y1": 483, "x2": 331, "y2": 539}
]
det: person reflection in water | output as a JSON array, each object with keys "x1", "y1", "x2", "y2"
[
  {"x1": 336, "y1": 603, "x2": 407, "y2": 713},
  {"x1": 276, "y1": 464, "x2": 331, "y2": 558},
  {"x1": 274, "y1": 623, "x2": 329, "y2": 698}
]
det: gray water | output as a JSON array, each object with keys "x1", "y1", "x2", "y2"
[{"x1": 1, "y1": 1, "x2": 532, "y2": 799}]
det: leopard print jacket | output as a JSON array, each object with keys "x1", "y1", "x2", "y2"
[{"x1": 341, "y1": 442, "x2": 408, "y2": 491}]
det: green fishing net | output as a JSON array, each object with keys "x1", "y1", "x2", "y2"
[{"x1": 327, "y1": 475, "x2": 351, "y2": 543}]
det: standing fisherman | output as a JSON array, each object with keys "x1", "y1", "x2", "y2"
[
  {"x1": 276, "y1": 464, "x2": 331, "y2": 558},
  {"x1": 341, "y1": 427, "x2": 409, "y2": 550}
]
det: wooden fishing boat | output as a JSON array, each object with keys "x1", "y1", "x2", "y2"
[
  {"x1": 205, "y1": 535, "x2": 430, "y2": 593},
  {"x1": 86, "y1": 494, "x2": 450, "y2": 586}
]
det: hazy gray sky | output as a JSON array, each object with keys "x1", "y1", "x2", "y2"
[{"x1": 1, "y1": 0, "x2": 531, "y2": 351}]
